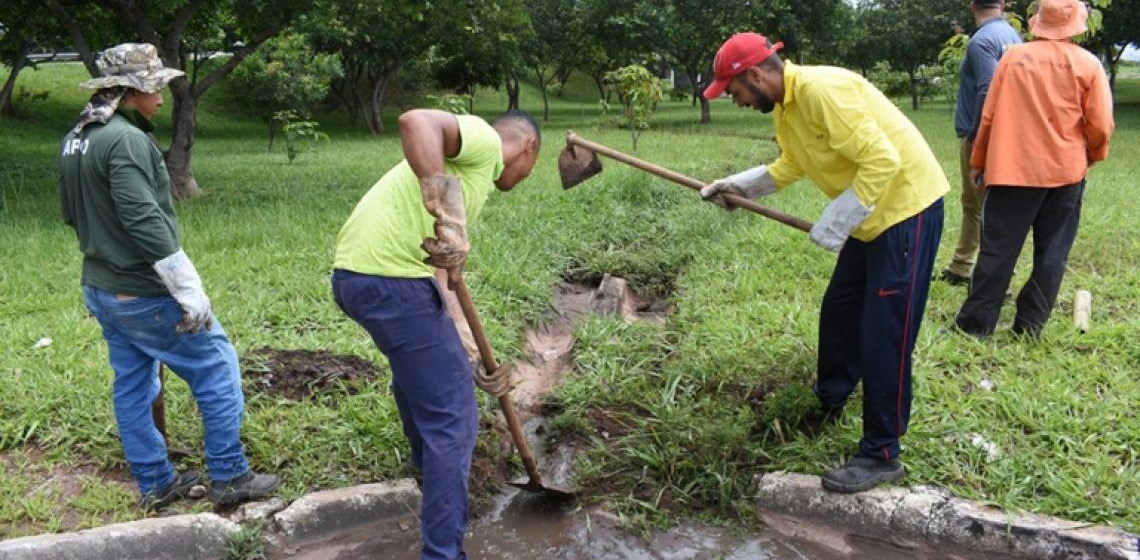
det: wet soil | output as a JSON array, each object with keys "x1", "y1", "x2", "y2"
[
  {"x1": 272, "y1": 489, "x2": 1002, "y2": 560},
  {"x1": 242, "y1": 348, "x2": 380, "y2": 401}
]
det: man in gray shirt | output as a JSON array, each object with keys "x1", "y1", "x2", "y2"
[{"x1": 940, "y1": 0, "x2": 1022, "y2": 286}]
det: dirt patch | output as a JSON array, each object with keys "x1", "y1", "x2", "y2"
[
  {"x1": 0, "y1": 447, "x2": 136, "y2": 538},
  {"x1": 242, "y1": 348, "x2": 381, "y2": 401}
]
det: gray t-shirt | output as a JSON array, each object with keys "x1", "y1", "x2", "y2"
[{"x1": 954, "y1": 17, "x2": 1022, "y2": 139}]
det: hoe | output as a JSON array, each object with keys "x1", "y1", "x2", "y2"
[{"x1": 558, "y1": 131, "x2": 813, "y2": 233}]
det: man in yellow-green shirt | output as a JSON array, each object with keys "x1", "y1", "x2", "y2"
[
  {"x1": 701, "y1": 33, "x2": 948, "y2": 493},
  {"x1": 332, "y1": 109, "x2": 539, "y2": 560}
]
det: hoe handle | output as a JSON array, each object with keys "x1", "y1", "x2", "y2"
[
  {"x1": 567, "y1": 132, "x2": 814, "y2": 233},
  {"x1": 448, "y1": 269, "x2": 544, "y2": 487}
]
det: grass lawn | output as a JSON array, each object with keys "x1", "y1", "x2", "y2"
[{"x1": 1, "y1": 62, "x2": 1137, "y2": 537}]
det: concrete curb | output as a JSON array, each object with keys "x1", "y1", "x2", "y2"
[
  {"x1": 0, "y1": 513, "x2": 239, "y2": 560},
  {"x1": 273, "y1": 478, "x2": 421, "y2": 546},
  {"x1": 0, "y1": 479, "x2": 421, "y2": 560},
  {"x1": 754, "y1": 471, "x2": 1140, "y2": 560}
]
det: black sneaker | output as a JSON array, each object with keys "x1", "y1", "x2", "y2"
[
  {"x1": 207, "y1": 470, "x2": 281, "y2": 507},
  {"x1": 139, "y1": 470, "x2": 203, "y2": 511},
  {"x1": 821, "y1": 456, "x2": 904, "y2": 493},
  {"x1": 937, "y1": 269, "x2": 970, "y2": 286}
]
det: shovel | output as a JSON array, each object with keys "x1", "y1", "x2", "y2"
[
  {"x1": 559, "y1": 131, "x2": 814, "y2": 233},
  {"x1": 446, "y1": 268, "x2": 575, "y2": 499}
]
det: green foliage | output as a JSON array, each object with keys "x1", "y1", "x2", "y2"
[
  {"x1": 228, "y1": 33, "x2": 342, "y2": 147},
  {"x1": 603, "y1": 65, "x2": 663, "y2": 151},
  {"x1": 425, "y1": 93, "x2": 473, "y2": 115},
  {"x1": 274, "y1": 110, "x2": 330, "y2": 163},
  {"x1": 225, "y1": 523, "x2": 267, "y2": 560},
  {"x1": 3, "y1": 62, "x2": 1140, "y2": 539}
]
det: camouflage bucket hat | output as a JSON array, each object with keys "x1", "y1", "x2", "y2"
[{"x1": 79, "y1": 43, "x2": 185, "y2": 93}]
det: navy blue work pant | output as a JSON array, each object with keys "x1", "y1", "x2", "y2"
[
  {"x1": 814, "y1": 199, "x2": 944, "y2": 460},
  {"x1": 332, "y1": 269, "x2": 476, "y2": 560},
  {"x1": 955, "y1": 182, "x2": 1084, "y2": 337}
]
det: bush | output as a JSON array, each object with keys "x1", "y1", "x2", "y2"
[{"x1": 227, "y1": 33, "x2": 343, "y2": 150}]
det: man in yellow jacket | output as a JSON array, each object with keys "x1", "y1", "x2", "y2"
[{"x1": 701, "y1": 32, "x2": 949, "y2": 492}]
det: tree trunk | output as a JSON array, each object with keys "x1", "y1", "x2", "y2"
[
  {"x1": 534, "y1": 67, "x2": 551, "y2": 122},
  {"x1": 688, "y1": 69, "x2": 710, "y2": 124},
  {"x1": 506, "y1": 73, "x2": 520, "y2": 111},
  {"x1": 555, "y1": 64, "x2": 572, "y2": 96},
  {"x1": 166, "y1": 81, "x2": 203, "y2": 199},
  {"x1": 592, "y1": 72, "x2": 606, "y2": 100},
  {"x1": 44, "y1": 0, "x2": 99, "y2": 77},
  {"x1": 369, "y1": 71, "x2": 392, "y2": 134},
  {"x1": 909, "y1": 69, "x2": 919, "y2": 110},
  {"x1": 0, "y1": 44, "x2": 30, "y2": 116}
]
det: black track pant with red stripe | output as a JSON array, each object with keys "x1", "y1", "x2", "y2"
[{"x1": 814, "y1": 198, "x2": 944, "y2": 461}]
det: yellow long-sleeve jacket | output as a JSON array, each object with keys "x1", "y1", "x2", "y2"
[{"x1": 767, "y1": 62, "x2": 949, "y2": 242}]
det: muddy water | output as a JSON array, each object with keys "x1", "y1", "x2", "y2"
[{"x1": 272, "y1": 488, "x2": 991, "y2": 560}]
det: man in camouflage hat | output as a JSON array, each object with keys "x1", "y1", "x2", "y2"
[{"x1": 60, "y1": 43, "x2": 279, "y2": 510}]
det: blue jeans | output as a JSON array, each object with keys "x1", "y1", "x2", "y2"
[
  {"x1": 815, "y1": 199, "x2": 944, "y2": 460},
  {"x1": 331, "y1": 269, "x2": 476, "y2": 560},
  {"x1": 82, "y1": 285, "x2": 250, "y2": 494}
]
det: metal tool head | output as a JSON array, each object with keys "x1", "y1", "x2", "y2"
[
  {"x1": 558, "y1": 142, "x2": 603, "y2": 190},
  {"x1": 507, "y1": 475, "x2": 577, "y2": 499}
]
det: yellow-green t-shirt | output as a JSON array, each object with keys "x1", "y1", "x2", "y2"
[{"x1": 333, "y1": 115, "x2": 503, "y2": 278}]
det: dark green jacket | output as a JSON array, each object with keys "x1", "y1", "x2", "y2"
[{"x1": 59, "y1": 111, "x2": 180, "y2": 296}]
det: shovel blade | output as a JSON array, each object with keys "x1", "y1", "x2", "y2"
[
  {"x1": 558, "y1": 144, "x2": 603, "y2": 190},
  {"x1": 507, "y1": 475, "x2": 577, "y2": 499}
]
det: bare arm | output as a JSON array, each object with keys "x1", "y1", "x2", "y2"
[{"x1": 397, "y1": 109, "x2": 462, "y2": 180}]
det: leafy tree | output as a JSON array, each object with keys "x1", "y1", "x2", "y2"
[
  {"x1": 856, "y1": 0, "x2": 967, "y2": 110},
  {"x1": 431, "y1": 0, "x2": 530, "y2": 111},
  {"x1": 1085, "y1": 0, "x2": 1139, "y2": 90},
  {"x1": 654, "y1": 0, "x2": 783, "y2": 124},
  {"x1": 524, "y1": 0, "x2": 577, "y2": 121},
  {"x1": 604, "y1": 64, "x2": 662, "y2": 151},
  {"x1": 44, "y1": 0, "x2": 317, "y2": 198},
  {"x1": 228, "y1": 33, "x2": 341, "y2": 149},
  {"x1": 304, "y1": 0, "x2": 435, "y2": 134},
  {"x1": 575, "y1": 0, "x2": 659, "y2": 101}
]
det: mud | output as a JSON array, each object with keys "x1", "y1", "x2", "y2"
[
  {"x1": 272, "y1": 488, "x2": 1004, "y2": 560},
  {"x1": 242, "y1": 349, "x2": 380, "y2": 401}
]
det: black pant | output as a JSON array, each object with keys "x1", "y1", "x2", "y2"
[
  {"x1": 816, "y1": 199, "x2": 944, "y2": 460},
  {"x1": 955, "y1": 182, "x2": 1084, "y2": 336}
]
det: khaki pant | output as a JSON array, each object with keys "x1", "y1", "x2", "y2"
[{"x1": 948, "y1": 137, "x2": 983, "y2": 277}]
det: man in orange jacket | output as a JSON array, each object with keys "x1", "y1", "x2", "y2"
[{"x1": 955, "y1": 0, "x2": 1114, "y2": 338}]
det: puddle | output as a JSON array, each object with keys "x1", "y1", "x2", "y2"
[
  {"x1": 241, "y1": 349, "x2": 380, "y2": 400},
  {"x1": 272, "y1": 489, "x2": 1001, "y2": 560}
]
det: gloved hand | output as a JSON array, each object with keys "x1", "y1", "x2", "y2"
[
  {"x1": 809, "y1": 188, "x2": 873, "y2": 252},
  {"x1": 700, "y1": 165, "x2": 778, "y2": 210},
  {"x1": 419, "y1": 174, "x2": 469, "y2": 270},
  {"x1": 153, "y1": 249, "x2": 213, "y2": 333}
]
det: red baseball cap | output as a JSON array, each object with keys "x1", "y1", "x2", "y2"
[{"x1": 703, "y1": 32, "x2": 783, "y2": 100}]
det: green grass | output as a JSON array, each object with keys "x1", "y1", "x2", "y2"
[{"x1": 1, "y1": 62, "x2": 1138, "y2": 537}]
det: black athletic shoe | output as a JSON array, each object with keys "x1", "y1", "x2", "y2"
[
  {"x1": 207, "y1": 470, "x2": 280, "y2": 507},
  {"x1": 937, "y1": 269, "x2": 970, "y2": 286},
  {"x1": 821, "y1": 456, "x2": 904, "y2": 494},
  {"x1": 139, "y1": 470, "x2": 203, "y2": 511}
]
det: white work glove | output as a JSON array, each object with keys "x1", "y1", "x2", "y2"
[
  {"x1": 700, "y1": 165, "x2": 778, "y2": 210},
  {"x1": 419, "y1": 174, "x2": 469, "y2": 270},
  {"x1": 153, "y1": 249, "x2": 213, "y2": 333},
  {"x1": 810, "y1": 188, "x2": 873, "y2": 253}
]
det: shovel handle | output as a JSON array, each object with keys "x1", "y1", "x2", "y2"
[
  {"x1": 447, "y1": 269, "x2": 545, "y2": 487},
  {"x1": 566, "y1": 132, "x2": 814, "y2": 233}
]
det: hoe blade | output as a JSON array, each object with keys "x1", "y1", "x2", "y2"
[{"x1": 558, "y1": 144, "x2": 603, "y2": 190}]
